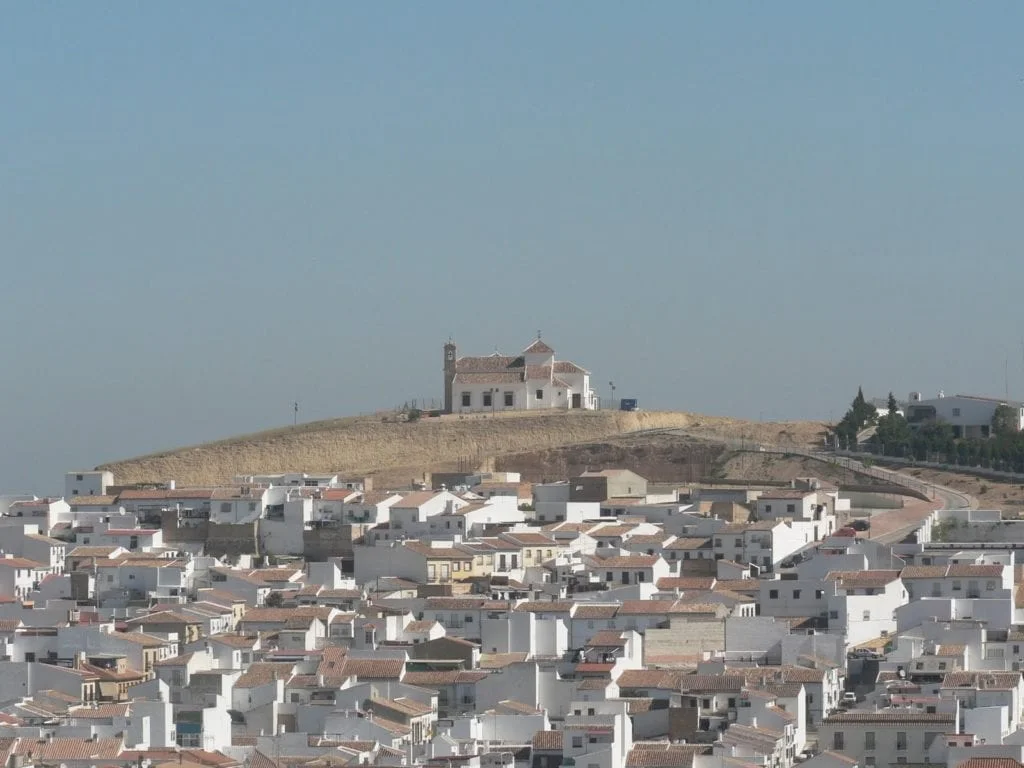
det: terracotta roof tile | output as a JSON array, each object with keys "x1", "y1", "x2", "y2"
[
  {"x1": 616, "y1": 669, "x2": 683, "y2": 689},
  {"x1": 572, "y1": 604, "x2": 619, "y2": 619},
  {"x1": 514, "y1": 601, "x2": 574, "y2": 613},
  {"x1": 626, "y1": 745, "x2": 709, "y2": 768},
  {"x1": 13, "y1": 737, "x2": 123, "y2": 760},
  {"x1": 679, "y1": 674, "x2": 745, "y2": 692},
  {"x1": 826, "y1": 570, "x2": 901, "y2": 588},
  {"x1": 532, "y1": 731, "x2": 563, "y2": 750},
  {"x1": 824, "y1": 712, "x2": 954, "y2": 724},
  {"x1": 235, "y1": 663, "x2": 294, "y2": 689},
  {"x1": 596, "y1": 555, "x2": 660, "y2": 568}
]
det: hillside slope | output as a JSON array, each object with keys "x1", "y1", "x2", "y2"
[{"x1": 99, "y1": 410, "x2": 825, "y2": 487}]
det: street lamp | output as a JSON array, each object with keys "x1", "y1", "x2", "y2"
[{"x1": 609, "y1": 381, "x2": 616, "y2": 408}]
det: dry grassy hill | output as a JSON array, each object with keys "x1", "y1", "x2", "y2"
[{"x1": 99, "y1": 409, "x2": 826, "y2": 488}]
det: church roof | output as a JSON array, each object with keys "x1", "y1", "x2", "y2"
[
  {"x1": 523, "y1": 338, "x2": 555, "y2": 354},
  {"x1": 451, "y1": 339, "x2": 588, "y2": 383}
]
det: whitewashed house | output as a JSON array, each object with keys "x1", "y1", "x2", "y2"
[
  {"x1": 825, "y1": 570, "x2": 908, "y2": 648},
  {"x1": 819, "y1": 710, "x2": 957, "y2": 766}
]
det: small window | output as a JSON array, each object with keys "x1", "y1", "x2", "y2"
[
  {"x1": 833, "y1": 733, "x2": 844, "y2": 750},
  {"x1": 769, "y1": 590, "x2": 779, "y2": 599},
  {"x1": 572, "y1": 737, "x2": 583, "y2": 749},
  {"x1": 482, "y1": 392, "x2": 492, "y2": 407},
  {"x1": 504, "y1": 391, "x2": 514, "y2": 407},
  {"x1": 765, "y1": 504, "x2": 772, "y2": 513},
  {"x1": 816, "y1": 590, "x2": 824, "y2": 599},
  {"x1": 536, "y1": 389, "x2": 544, "y2": 400},
  {"x1": 952, "y1": 408, "x2": 961, "y2": 417},
  {"x1": 793, "y1": 589, "x2": 801, "y2": 599},
  {"x1": 461, "y1": 392, "x2": 471, "y2": 407},
  {"x1": 786, "y1": 504, "x2": 795, "y2": 513}
]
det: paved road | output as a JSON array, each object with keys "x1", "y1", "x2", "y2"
[{"x1": 635, "y1": 427, "x2": 975, "y2": 545}]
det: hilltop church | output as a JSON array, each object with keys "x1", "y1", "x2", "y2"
[{"x1": 443, "y1": 336, "x2": 597, "y2": 414}]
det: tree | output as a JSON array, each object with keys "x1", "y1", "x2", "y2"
[
  {"x1": 992, "y1": 404, "x2": 1019, "y2": 437},
  {"x1": 873, "y1": 410, "x2": 912, "y2": 455},
  {"x1": 833, "y1": 386, "x2": 878, "y2": 446},
  {"x1": 887, "y1": 391, "x2": 899, "y2": 415},
  {"x1": 264, "y1": 591, "x2": 284, "y2": 608}
]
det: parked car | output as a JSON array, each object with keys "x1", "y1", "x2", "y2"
[
  {"x1": 841, "y1": 692, "x2": 858, "y2": 706},
  {"x1": 850, "y1": 519, "x2": 871, "y2": 531},
  {"x1": 780, "y1": 553, "x2": 803, "y2": 568}
]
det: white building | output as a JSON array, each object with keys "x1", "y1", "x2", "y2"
[
  {"x1": 819, "y1": 710, "x2": 957, "y2": 767},
  {"x1": 65, "y1": 470, "x2": 114, "y2": 498},
  {"x1": 713, "y1": 521, "x2": 809, "y2": 571},
  {"x1": 825, "y1": 570, "x2": 908, "y2": 648},
  {"x1": 904, "y1": 392, "x2": 1024, "y2": 439},
  {"x1": 443, "y1": 337, "x2": 597, "y2": 413}
]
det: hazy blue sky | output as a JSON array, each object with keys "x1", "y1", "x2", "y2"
[{"x1": 3, "y1": 2, "x2": 1024, "y2": 493}]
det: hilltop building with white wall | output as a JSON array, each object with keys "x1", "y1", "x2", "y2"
[{"x1": 442, "y1": 336, "x2": 596, "y2": 414}]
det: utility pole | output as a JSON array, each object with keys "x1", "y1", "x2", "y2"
[{"x1": 293, "y1": 401, "x2": 299, "y2": 425}]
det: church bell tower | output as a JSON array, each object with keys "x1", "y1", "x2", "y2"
[{"x1": 443, "y1": 340, "x2": 457, "y2": 413}]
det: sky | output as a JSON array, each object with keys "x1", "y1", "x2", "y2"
[{"x1": 3, "y1": 2, "x2": 1024, "y2": 494}]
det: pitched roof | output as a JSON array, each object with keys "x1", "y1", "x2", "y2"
[
  {"x1": 514, "y1": 601, "x2": 574, "y2": 613},
  {"x1": 596, "y1": 555, "x2": 660, "y2": 568},
  {"x1": 234, "y1": 663, "x2": 294, "y2": 689},
  {"x1": 941, "y1": 672, "x2": 1022, "y2": 690},
  {"x1": 656, "y1": 577, "x2": 717, "y2": 591},
  {"x1": 957, "y1": 760, "x2": 1024, "y2": 768},
  {"x1": 664, "y1": 537, "x2": 713, "y2": 551},
  {"x1": 479, "y1": 653, "x2": 529, "y2": 669},
  {"x1": 679, "y1": 674, "x2": 745, "y2": 693},
  {"x1": 587, "y1": 630, "x2": 629, "y2": 647},
  {"x1": 824, "y1": 712, "x2": 955, "y2": 724},
  {"x1": 12, "y1": 737, "x2": 124, "y2": 760},
  {"x1": 626, "y1": 744, "x2": 709, "y2": 768},
  {"x1": 616, "y1": 669, "x2": 683, "y2": 690},
  {"x1": 523, "y1": 338, "x2": 554, "y2": 354},
  {"x1": 572, "y1": 604, "x2": 619, "y2": 619},
  {"x1": 826, "y1": 570, "x2": 901, "y2": 588},
  {"x1": 532, "y1": 731, "x2": 563, "y2": 751},
  {"x1": 341, "y1": 657, "x2": 405, "y2": 680}
]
